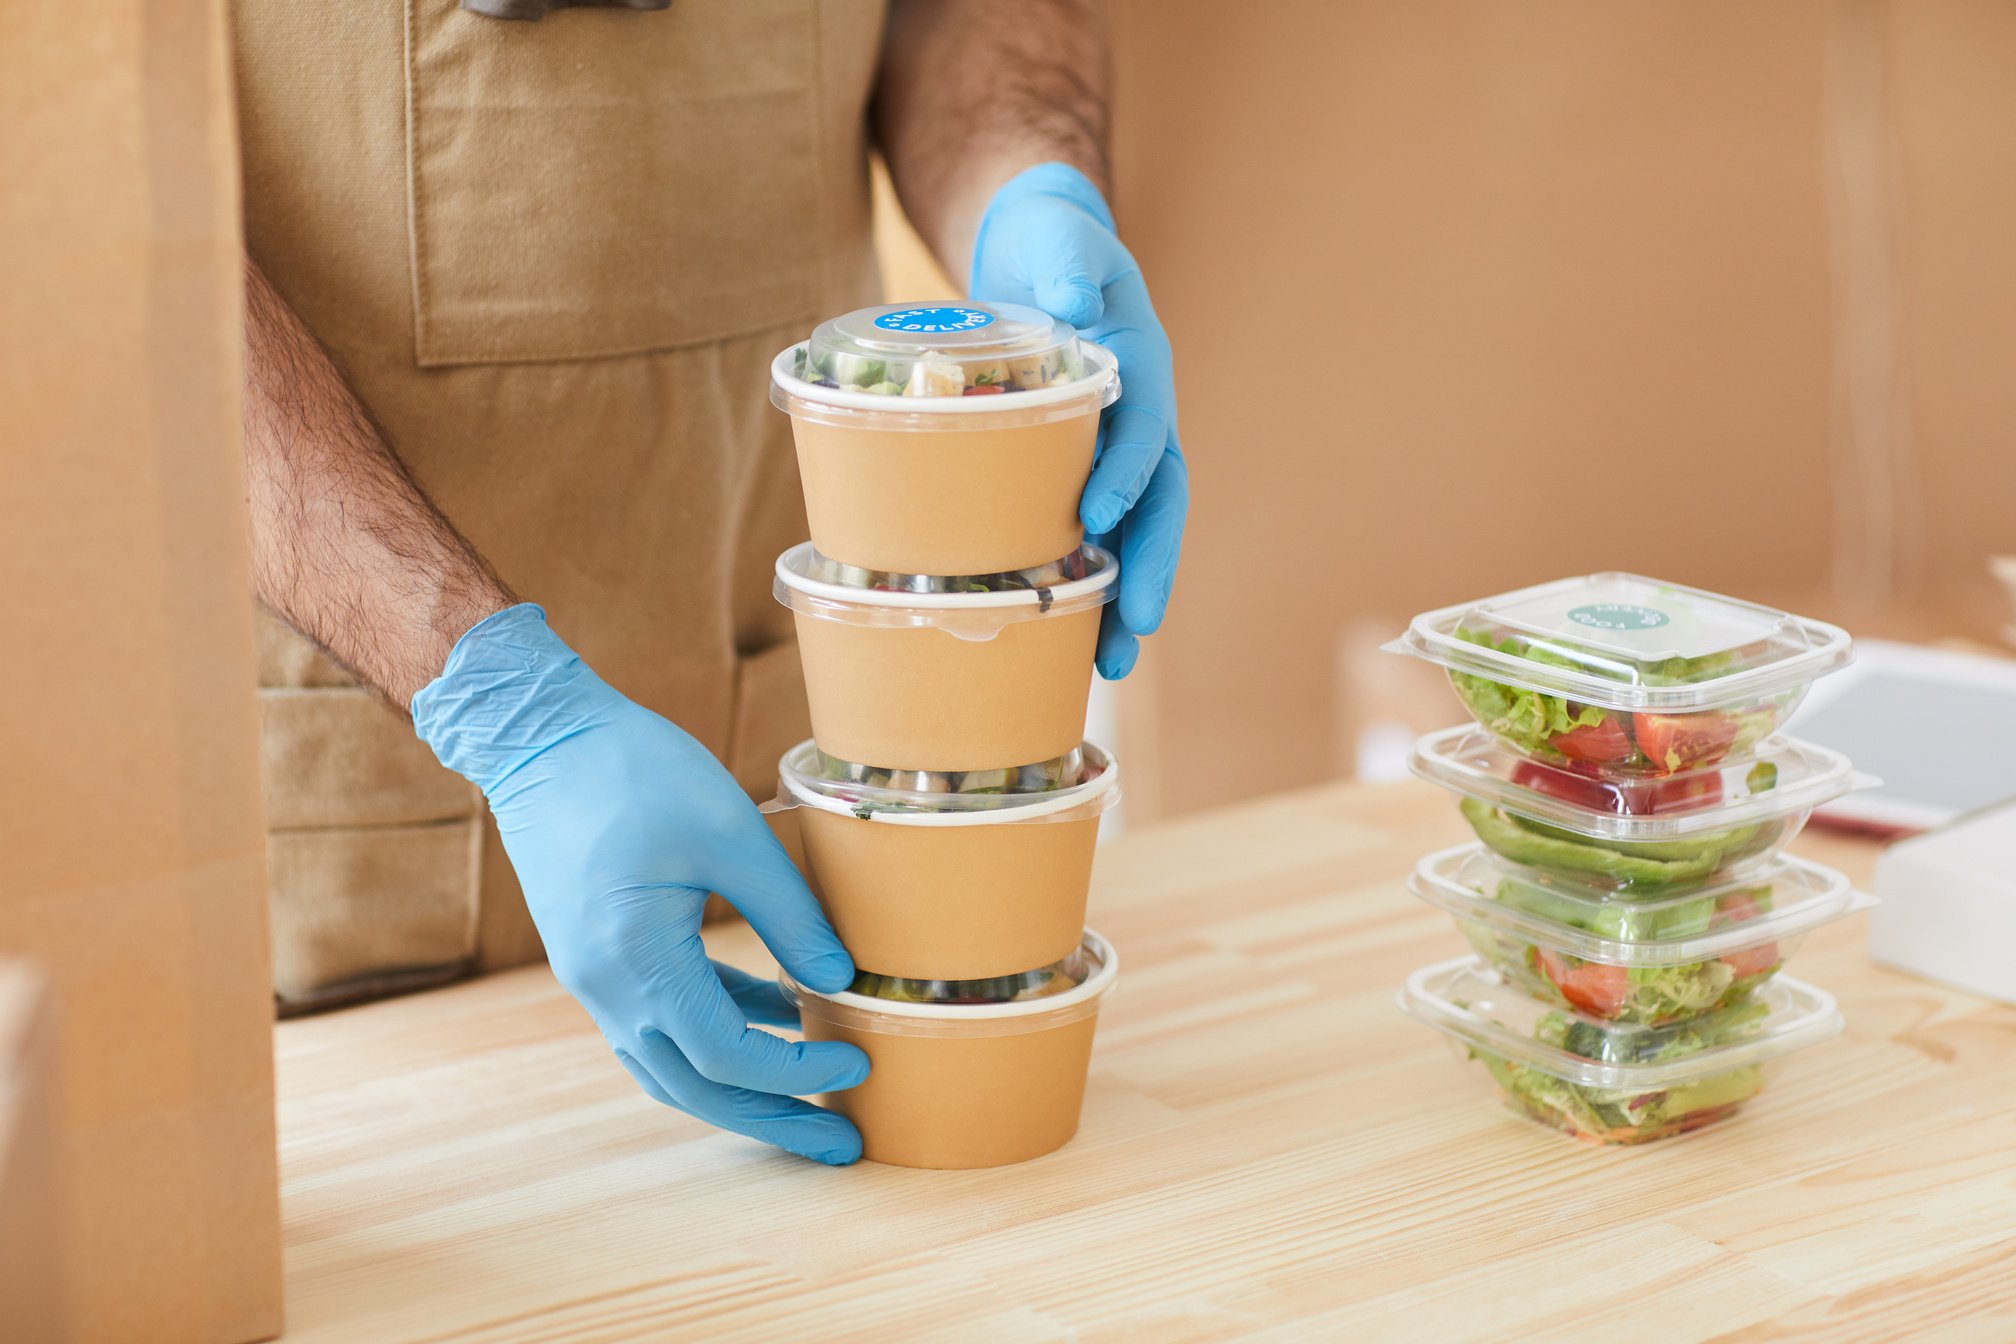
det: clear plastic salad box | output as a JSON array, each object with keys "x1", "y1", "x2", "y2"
[
  {"x1": 1410, "y1": 844, "x2": 1872, "y2": 1025},
  {"x1": 1389, "y1": 574, "x2": 1852, "y2": 779},
  {"x1": 1410, "y1": 725, "x2": 1875, "y2": 892},
  {"x1": 1399, "y1": 956, "x2": 1843, "y2": 1144}
]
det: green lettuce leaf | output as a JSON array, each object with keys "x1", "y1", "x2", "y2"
[{"x1": 1449, "y1": 629, "x2": 1611, "y2": 755}]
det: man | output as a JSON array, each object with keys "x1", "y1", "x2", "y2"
[{"x1": 235, "y1": 0, "x2": 1183, "y2": 1164}]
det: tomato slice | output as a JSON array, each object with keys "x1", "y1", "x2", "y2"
[
  {"x1": 1550, "y1": 715, "x2": 1636, "y2": 765},
  {"x1": 1510, "y1": 760, "x2": 1724, "y2": 817},
  {"x1": 1712, "y1": 892, "x2": 1781, "y2": 978},
  {"x1": 962, "y1": 383, "x2": 1006, "y2": 396},
  {"x1": 1535, "y1": 949, "x2": 1629, "y2": 1017},
  {"x1": 1720, "y1": 944, "x2": 1780, "y2": 979},
  {"x1": 1631, "y1": 712, "x2": 1741, "y2": 775}
]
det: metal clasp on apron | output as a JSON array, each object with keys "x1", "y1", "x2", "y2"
[{"x1": 462, "y1": 0, "x2": 670, "y2": 21}]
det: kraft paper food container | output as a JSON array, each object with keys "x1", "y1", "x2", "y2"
[
  {"x1": 775, "y1": 543, "x2": 1116, "y2": 771},
  {"x1": 1410, "y1": 725, "x2": 1875, "y2": 893},
  {"x1": 1388, "y1": 573, "x2": 1852, "y2": 779},
  {"x1": 783, "y1": 931, "x2": 1118, "y2": 1169},
  {"x1": 1410, "y1": 844, "x2": 1871, "y2": 1025},
  {"x1": 770, "y1": 740, "x2": 1119, "y2": 980},
  {"x1": 1399, "y1": 956, "x2": 1842, "y2": 1144},
  {"x1": 771, "y1": 301, "x2": 1121, "y2": 575}
]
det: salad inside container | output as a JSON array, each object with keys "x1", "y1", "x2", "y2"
[
  {"x1": 1389, "y1": 574, "x2": 1851, "y2": 776},
  {"x1": 782, "y1": 930, "x2": 1118, "y2": 1031},
  {"x1": 846, "y1": 940, "x2": 1104, "y2": 1006},
  {"x1": 1399, "y1": 956, "x2": 1842, "y2": 1144},
  {"x1": 774, "y1": 543, "x2": 1117, "y2": 639},
  {"x1": 1410, "y1": 844, "x2": 1870, "y2": 1024},
  {"x1": 1410, "y1": 725, "x2": 1873, "y2": 891},
  {"x1": 774, "y1": 740, "x2": 1118, "y2": 823},
  {"x1": 777, "y1": 301, "x2": 1114, "y2": 400}
]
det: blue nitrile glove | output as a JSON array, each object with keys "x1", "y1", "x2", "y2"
[
  {"x1": 971, "y1": 162, "x2": 1188, "y2": 681},
  {"x1": 412, "y1": 604, "x2": 869, "y2": 1165}
]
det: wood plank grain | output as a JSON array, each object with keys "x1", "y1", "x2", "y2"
[{"x1": 274, "y1": 779, "x2": 2016, "y2": 1342}]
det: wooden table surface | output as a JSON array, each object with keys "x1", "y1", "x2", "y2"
[{"x1": 274, "y1": 780, "x2": 2016, "y2": 1343}]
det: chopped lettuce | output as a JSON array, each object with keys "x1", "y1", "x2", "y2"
[
  {"x1": 1480, "y1": 1048, "x2": 1767, "y2": 1143},
  {"x1": 1618, "y1": 960, "x2": 1741, "y2": 1020},
  {"x1": 1449, "y1": 629, "x2": 1610, "y2": 755},
  {"x1": 1472, "y1": 1000, "x2": 1773, "y2": 1142},
  {"x1": 1447, "y1": 631, "x2": 1797, "y2": 771},
  {"x1": 1474, "y1": 874, "x2": 1781, "y2": 1023}
]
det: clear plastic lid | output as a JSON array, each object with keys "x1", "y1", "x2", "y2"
[
  {"x1": 1410, "y1": 844, "x2": 1871, "y2": 965},
  {"x1": 780, "y1": 929, "x2": 1118, "y2": 1036},
  {"x1": 773, "y1": 739, "x2": 1119, "y2": 826},
  {"x1": 1410, "y1": 725, "x2": 1873, "y2": 841},
  {"x1": 1389, "y1": 573, "x2": 1852, "y2": 712},
  {"x1": 773, "y1": 543, "x2": 1117, "y2": 638},
  {"x1": 780, "y1": 301, "x2": 1115, "y2": 402},
  {"x1": 1398, "y1": 956, "x2": 1842, "y2": 1089}
]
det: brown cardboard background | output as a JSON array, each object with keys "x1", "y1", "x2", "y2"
[
  {"x1": 1080, "y1": 1, "x2": 2016, "y2": 816},
  {"x1": 0, "y1": 0, "x2": 283, "y2": 1339}
]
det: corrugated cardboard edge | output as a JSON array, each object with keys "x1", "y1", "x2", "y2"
[
  {"x1": 0, "y1": 962, "x2": 66, "y2": 1344},
  {"x1": 0, "y1": 0, "x2": 284, "y2": 1337}
]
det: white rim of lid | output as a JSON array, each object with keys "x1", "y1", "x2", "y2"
[
  {"x1": 786, "y1": 929, "x2": 1119, "y2": 1021},
  {"x1": 778, "y1": 739, "x2": 1119, "y2": 827},
  {"x1": 770, "y1": 343, "x2": 1120, "y2": 416},
  {"x1": 775, "y1": 542, "x2": 1117, "y2": 611}
]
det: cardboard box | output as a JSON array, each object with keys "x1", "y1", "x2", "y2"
[
  {"x1": 1872, "y1": 800, "x2": 2016, "y2": 1005},
  {"x1": 0, "y1": 0, "x2": 284, "y2": 1339},
  {"x1": 0, "y1": 963, "x2": 65, "y2": 1344}
]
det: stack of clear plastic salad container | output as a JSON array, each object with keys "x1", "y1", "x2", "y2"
[
  {"x1": 1388, "y1": 574, "x2": 1872, "y2": 1143},
  {"x1": 765, "y1": 302, "x2": 1125, "y2": 1168}
]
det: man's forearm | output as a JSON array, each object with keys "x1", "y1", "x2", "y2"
[
  {"x1": 875, "y1": 0, "x2": 1111, "y2": 284},
  {"x1": 242, "y1": 258, "x2": 512, "y2": 709}
]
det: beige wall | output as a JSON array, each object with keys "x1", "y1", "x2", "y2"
[{"x1": 1105, "y1": 0, "x2": 2016, "y2": 815}]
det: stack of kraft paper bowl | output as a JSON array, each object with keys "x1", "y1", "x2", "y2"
[
  {"x1": 1387, "y1": 574, "x2": 1879, "y2": 1145},
  {"x1": 764, "y1": 301, "x2": 1124, "y2": 1169}
]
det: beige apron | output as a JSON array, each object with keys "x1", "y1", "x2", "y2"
[{"x1": 232, "y1": 0, "x2": 887, "y2": 1012}]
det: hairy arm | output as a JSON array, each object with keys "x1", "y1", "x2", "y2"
[
  {"x1": 875, "y1": 0, "x2": 1111, "y2": 285},
  {"x1": 242, "y1": 257, "x2": 513, "y2": 709}
]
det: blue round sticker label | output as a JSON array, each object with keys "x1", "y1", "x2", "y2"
[
  {"x1": 873, "y1": 306, "x2": 996, "y2": 335},
  {"x1": 1567, "y1": 603, "x2": 1670, "y2": 632}
]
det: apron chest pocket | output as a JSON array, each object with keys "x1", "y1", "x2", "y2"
[{"x1": 405, "y1": 0, "x2": 823, "y2": 365}]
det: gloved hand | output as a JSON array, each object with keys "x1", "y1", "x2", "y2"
[
  {"x1": 412, "y1": 603, "x2": 869, "y2": 1164},
  {"x1": 971, "y1": 162, "x2": 1187, "y2": 681}
]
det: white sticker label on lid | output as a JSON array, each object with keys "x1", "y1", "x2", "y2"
[{"x1": 1568, "y1": 603, "x2": 1670, "y2": 632}]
